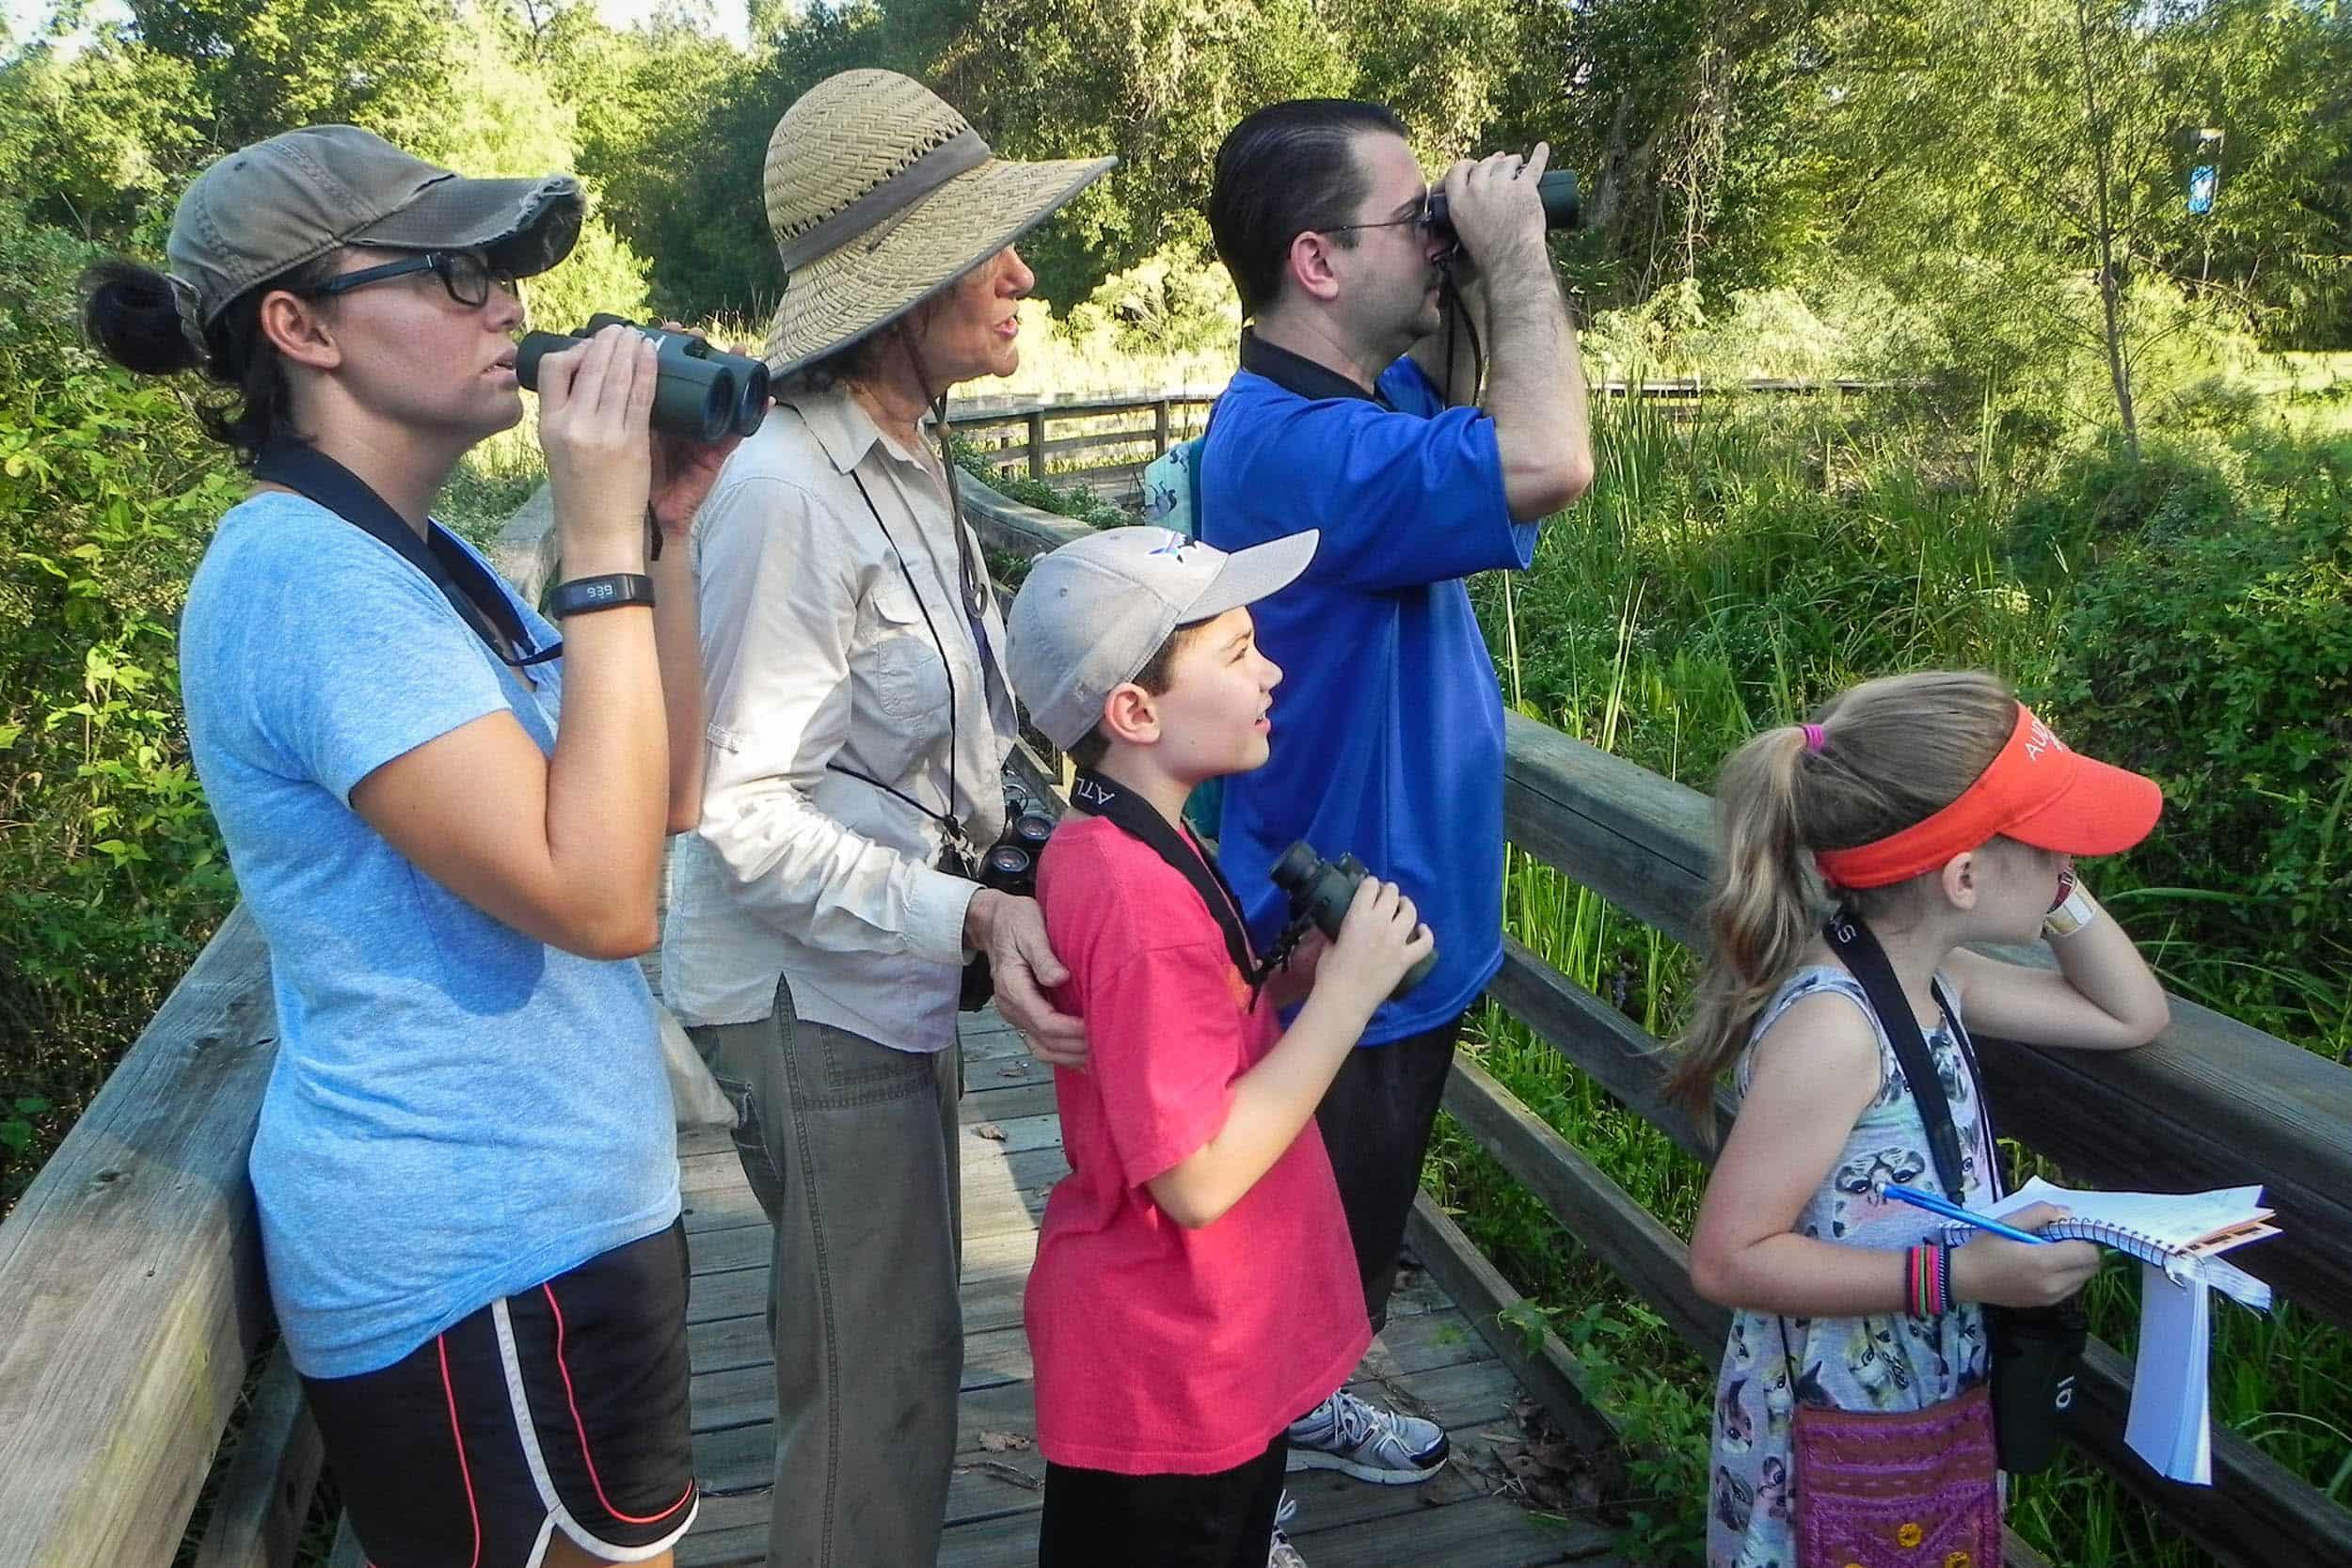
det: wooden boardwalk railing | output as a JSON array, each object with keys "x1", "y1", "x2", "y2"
[
  {"x1": 3, "y1": 460, "x2": 2345, "y2": 1568},
  {"x1": 942, "y1": 378, "x2": 1897, "y2": 506}
]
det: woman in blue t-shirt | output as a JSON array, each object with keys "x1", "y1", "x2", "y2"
[{"x1": 81, "y1": 126, "x2": 738, "y2": 1568}]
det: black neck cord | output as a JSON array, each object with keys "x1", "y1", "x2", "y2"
[
  {"x1": 252, "y1": 438, "x2": 560, "y2": 670},
  {"x1": 846, "y1": 466, "x2": 966, "y2": 851},
  {"x1": 1438, "y1": 260, "x2": 1486, "y2": 406}
]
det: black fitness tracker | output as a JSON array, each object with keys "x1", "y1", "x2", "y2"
[{"x1": 549, "y1": 573, "x2": 656, "y2": 618}]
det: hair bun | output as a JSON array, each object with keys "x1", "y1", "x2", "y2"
[{"x1": 80, "y1": 260, "x2": 204, "y2": 376}]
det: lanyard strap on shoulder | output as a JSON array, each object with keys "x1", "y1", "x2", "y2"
[
  {"x1": 1821, "y1": 910, "x2": 1996, "y2": 1202},
  {"x1": 845, "y1": 467, "x2": 968, "y2": 838},
  {"x1": 1071, "y1": 768, "x2": 1259, "y2": 983},
  {"x1": 253, "y1": 439, "x2": 558, "y2": 669}
]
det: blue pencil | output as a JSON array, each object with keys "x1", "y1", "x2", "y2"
[{"x1": 1883, "y1": 1182, "x2": 2051, "y2": 1245}]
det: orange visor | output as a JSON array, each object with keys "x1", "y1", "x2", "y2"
[{"x1": 1813, "y1": 703, "x2": 2162, "y2": 890}]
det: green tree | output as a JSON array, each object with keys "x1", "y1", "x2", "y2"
[
  {"x1": 1802, "y1": 0, "x2": 2349, "y2": 445},
  {"x1": 120, "y1": 0, "x2": 479, "y2": 154},
  {"x1": 937, "y1": 0, "x2": 1355, "y2": 299}
]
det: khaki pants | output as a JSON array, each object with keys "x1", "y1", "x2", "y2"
[{"x1": 691, "y1": 982, "x2": 962, "y2": 1568}]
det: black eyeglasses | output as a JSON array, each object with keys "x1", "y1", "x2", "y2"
[{"x1": 300, "y1": 250, "x2": 520, "y2": 309}]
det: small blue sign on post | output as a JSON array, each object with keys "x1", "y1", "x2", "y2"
[
  {"x1": 2188, "y1": 165, "x2": 2217, "y2": 216},
  {"x1": 2188, "y1": 127, "x2": 2223, "y2": 216}
]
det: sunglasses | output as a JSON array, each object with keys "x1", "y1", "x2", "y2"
[{"x1": 299, "y1": 250, "x2": 521, "y2": 309}]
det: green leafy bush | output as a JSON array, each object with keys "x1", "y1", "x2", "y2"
[
  {"x1": 2049, "y1": 436, "x2": 2352, "y2": 1046},
  {"x1": 0, "y1": 195, "x2": 240, "y2": 1209}
]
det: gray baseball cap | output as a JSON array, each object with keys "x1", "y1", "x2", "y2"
[
  {"x1": 165, "y1": 124, "x2": 584, "y2": 357},
  {"x1": 1007, "y1": 526, "x2": 1319, "y2": 751}
]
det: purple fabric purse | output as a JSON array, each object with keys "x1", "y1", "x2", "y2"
[{"x1": 1788, "y1": 1380, "x2": 2003, "y2": 1568}]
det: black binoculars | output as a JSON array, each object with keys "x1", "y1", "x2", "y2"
[
  {"x1": 956, "y1": 786, "x2": 1058, "y2": 1011},
  {"x1": 976, "y1": 798, "x2": 1058, "y2": 901},
  {"x1": 1272, "y1": 842, "x2": 1438, "y2": 1001},
  {"x1": 516, "y1": 314, "x2": 770, "y2": 442},
  {"x1": 1425, "y1": 168, "x2": 1581, "y2": 240}
]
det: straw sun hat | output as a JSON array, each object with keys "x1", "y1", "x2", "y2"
[{"x1": 760, "y1": 70, "x2": 1116, "y2": 379}]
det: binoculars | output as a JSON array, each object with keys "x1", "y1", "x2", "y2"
[
  {"x1": 1272, "y1": 842, "x2": 1439, "y2": 1001},
  {"x1": 516, "y1": 314, "x2": 770, "y2": 442},
  {"x1": 956, "y1": 786, "x2": 1059, "y2": 1011},
  {"x1": 977, "y1": 796, "x2": 1058, "y2": 901},
  {"x1": 1425, "y1": 168, "x2": 1581, "y2": 239}
]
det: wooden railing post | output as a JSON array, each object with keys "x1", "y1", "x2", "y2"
[
  {"x1": 1153, "y1": 398, "x2": 1171, "y2": 455},
  {"x1": 1026, "y1": 410, "x2": 1047, "y2": 479}
]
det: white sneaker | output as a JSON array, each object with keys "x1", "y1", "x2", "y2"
[
  {"x1": 1284, "y1": 1389, "x2": 1448, "y2": 1484},
  {"x1": 1266, "y1": 1491, "x2": 1308, "y2": 1567}
]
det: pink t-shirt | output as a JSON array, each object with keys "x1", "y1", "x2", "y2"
[{"x1": 1025, "y1": 815, "x2": 1372, "y2": 1475}]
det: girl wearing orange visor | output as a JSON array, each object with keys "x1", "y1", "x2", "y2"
[{"x1": 1671, "y1": 670, "x2": 2170, "y2": 1568}]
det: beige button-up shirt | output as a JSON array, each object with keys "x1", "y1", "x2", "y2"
[{"x1": 663, "y1": 387, "x2": 1016, "y2": 1053}]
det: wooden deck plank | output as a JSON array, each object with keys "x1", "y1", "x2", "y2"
[
  {"x1": 681, "y1": 1394, "x2": 1598, "y2": 1568},
  {"x1": 961, "y1": 1080, "x2": 1057, "y2": 1125},
  {"x1": 673, "y1": 1011, "x2": 1585, "y2": 1565}
]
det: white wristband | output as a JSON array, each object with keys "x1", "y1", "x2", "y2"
[{"x1": 2043, "y1": 884, "x2": 2099, "y2": 940}]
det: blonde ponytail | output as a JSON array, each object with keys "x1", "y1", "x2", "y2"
[
  {"x1": 1668, "y1": 671, "x2": 2021, "y2": 1135},
  {"x1": 1668, "y1": 725, "x2": 1820, "y2": 1129}
]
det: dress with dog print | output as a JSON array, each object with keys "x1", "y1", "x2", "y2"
[{"x1": 1705, "y1": 966, "x2": 1994, "y2": 1568}]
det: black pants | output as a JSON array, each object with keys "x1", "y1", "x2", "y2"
[
  {"x1": 1038, "y1": 1433, "x2": 1290, "y2": 1568},
  {"x1": 1314, "y1": 1016, "x2": 1464, "y2": 1329}
]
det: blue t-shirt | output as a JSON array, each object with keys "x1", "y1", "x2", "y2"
[
  {"x1": 179, "y1": 491, "x2": 680, "y2": 1378},
  {"x1": 1200, "y1": 341, "x2": 1536, "y2": 1044}
]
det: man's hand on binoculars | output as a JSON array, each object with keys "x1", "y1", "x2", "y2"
[{"x1": 1438, "y1": 142, "x2": 1552, "y2": 275}]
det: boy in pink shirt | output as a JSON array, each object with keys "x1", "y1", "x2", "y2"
[{"x1": 1004, "y1": 527, "x2": 1435, "y2": 1567}]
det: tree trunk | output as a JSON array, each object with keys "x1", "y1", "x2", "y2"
[{"x1": 2076, "y1": 0, "x2": 2140, "y2": 460}]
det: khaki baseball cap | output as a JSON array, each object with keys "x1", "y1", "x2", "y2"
[
  {"x1": 1007, "y1": 526, "x2": 1319, "y2": 751},
  {"x1": 165, "y1": 124, "x2": 584, "y2": 356}
]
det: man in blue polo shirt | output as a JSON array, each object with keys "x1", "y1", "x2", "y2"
[{"x1": 1201, "y1": 99, "x2": 1592, "y2": 1487}]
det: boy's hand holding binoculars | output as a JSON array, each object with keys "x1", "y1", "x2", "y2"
[{"x1": 1313, "y1": 878, "x2": 1434, "y2": 1020}]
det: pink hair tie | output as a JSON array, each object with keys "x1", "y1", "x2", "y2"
[{"x1": 1800, "y1": 723, "x2": 1828, "y2": 752}]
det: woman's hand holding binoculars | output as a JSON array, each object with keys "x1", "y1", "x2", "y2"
[
  {"x1": 537, "y1": 322, "x2": 754, "y2": 562},
  {"x1": 537, "y1": 324, "x2": 660, "y2": 569},
  {"x1": 648, "y1": 328, "x2": 758, "y2": 546}
]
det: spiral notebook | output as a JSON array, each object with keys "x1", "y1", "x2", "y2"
[
  {"x1": 1963, "y1": 1176, "x2": 2281, "y2": 1484},
  {"x1": 1979, "y1": 1176, "x2": 2279, "y2": 1272}
]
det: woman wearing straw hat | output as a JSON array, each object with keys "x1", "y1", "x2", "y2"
[{"x1": 662, "y1": 70, "x2": 1111, "y2": 1564}]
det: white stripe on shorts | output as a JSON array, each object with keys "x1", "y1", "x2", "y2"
[{"x1": 490, "y1": 1295, "x2": 699, "y2": 1564}]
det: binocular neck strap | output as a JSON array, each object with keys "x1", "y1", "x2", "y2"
[
  {"x1": 1070, "y1": 768, "x2": 1258, "y2": 984},
  {"x1": 253, "y1": 438, "x2": 558, "y2": 670}
]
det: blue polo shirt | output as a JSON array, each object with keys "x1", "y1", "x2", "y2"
[{"x1": 1200, "y1": 332, "x2": 1537, "y2": 1044}]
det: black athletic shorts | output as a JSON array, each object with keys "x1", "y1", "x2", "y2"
[{"x1": 302, "y1": 1219, "x2": 699, "y2": 1568}]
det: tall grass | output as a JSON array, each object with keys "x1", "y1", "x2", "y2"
[{"x1": 1430, "y1": 391, "x2": 2352, "y2": 1566}]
